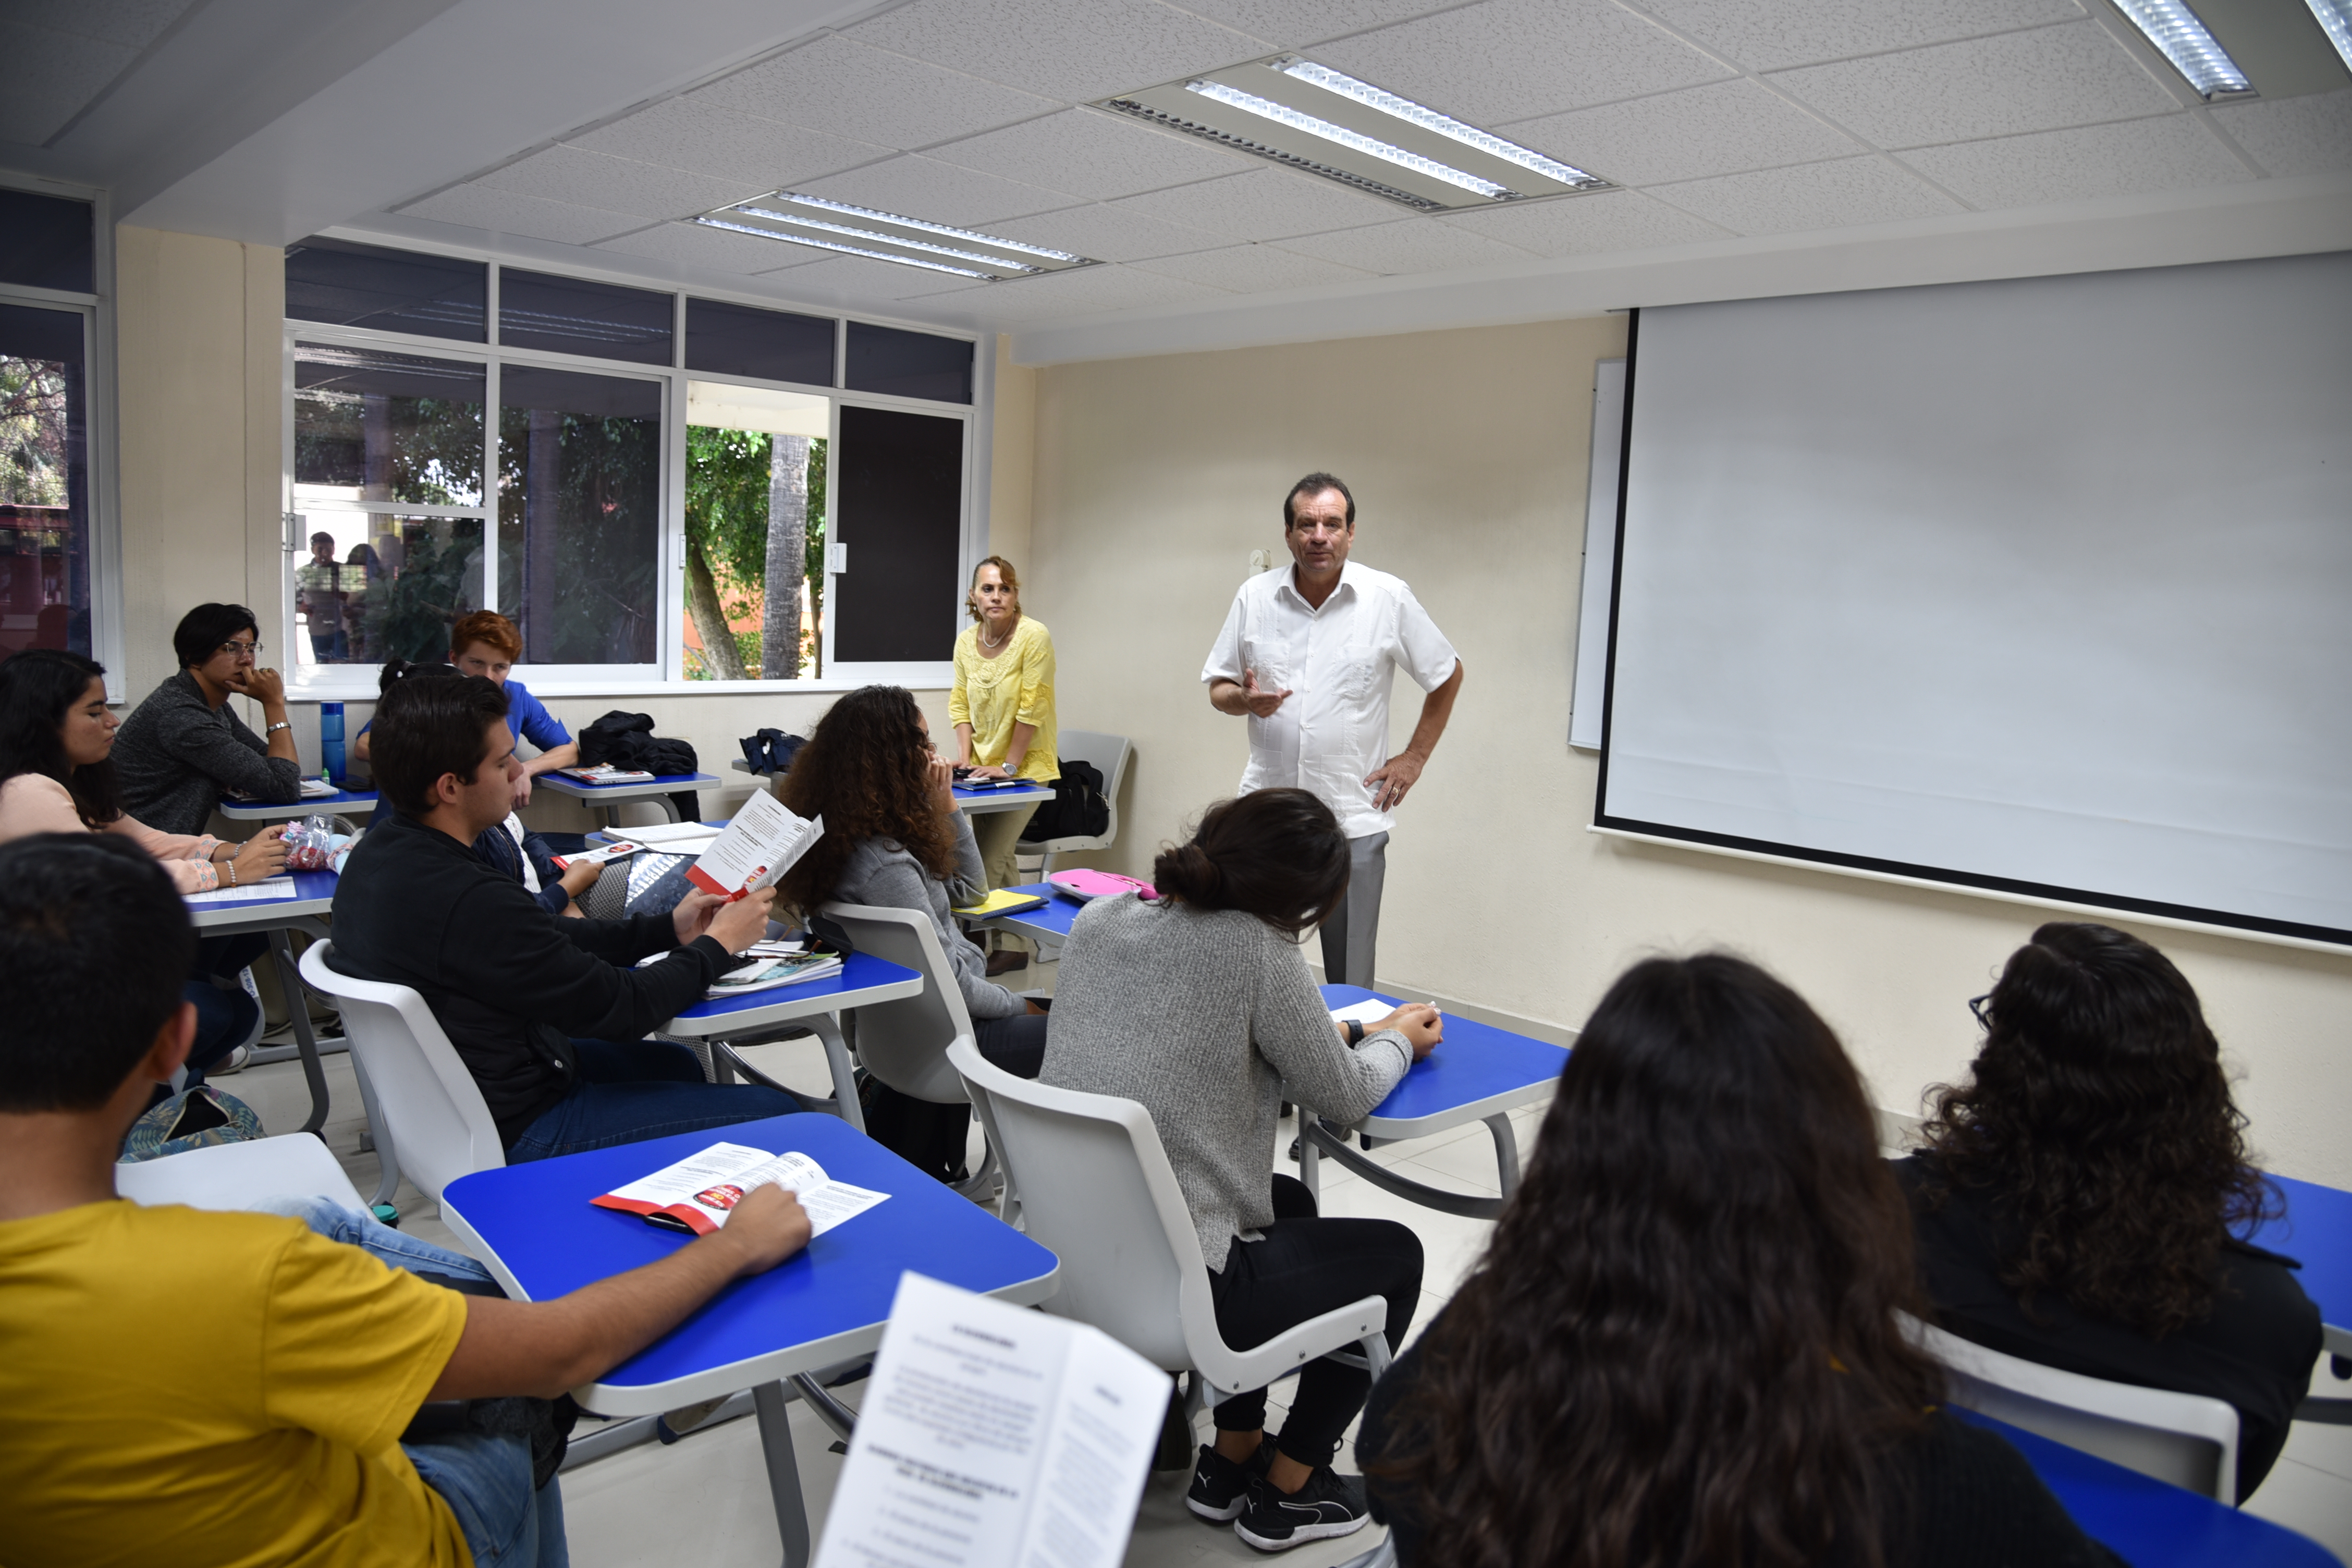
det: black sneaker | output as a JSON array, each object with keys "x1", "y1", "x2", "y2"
[
  {"x1": 1185, "y1": 1438, "x2": 1273, "y2": 1522},
  {"x1": 1233, "y1": 1466, "x2": 1371, "y2": 1552}
]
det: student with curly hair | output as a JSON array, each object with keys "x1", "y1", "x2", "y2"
[
  {"x1": 1360, "y1": 953, "x2": 2117, "y2": 1568},
  {"x1": 1898, "y1": 923, "x2": 2322, "y2": 1499}
]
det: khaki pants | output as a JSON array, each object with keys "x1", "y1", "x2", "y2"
[{"x1": 971, "y1": 801, "x2": 1041, "y2": 892}]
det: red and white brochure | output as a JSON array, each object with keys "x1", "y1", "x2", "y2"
[
  {"x1": 684, "y1": 790, "x2": 823, "y2": 901},
  {"x1": 590, "y1": 1141, "x2": 887, "y2": 1236}
]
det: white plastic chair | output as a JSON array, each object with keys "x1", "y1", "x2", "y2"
[
  {"x1": 299, "y1": 940, "x2": 505, "y2": 1203},
  {"x1": 116, "y1": 1131, "x2": 368, "y2": 1212},
  {"x1": 1910, "y1": 1316, "x2": 2242, "y2": 1504},
  {"x1": 1015, "y1": 730, "x2": 1132, "y2": 879}
]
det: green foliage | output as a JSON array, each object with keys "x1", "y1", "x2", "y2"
[
  {"x1": 497, "y1": 405, "x2": 660, "y2": 662},
  {"x1": 685, "y1": 425, "x2": 775, "y2": 589},
  {"x1": 364, "y1": 522, "x2": 484, "y2": 662},
  {"x1": 0, "y1": 356, "x2": 69, "y2": 507},
  {"x1": 292, "y1": 391, "x2": 484, "y2": 507}
]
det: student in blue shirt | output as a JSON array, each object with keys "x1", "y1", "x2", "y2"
[{"x1": 353, "y1": 611, "x2": 577, "y2": 803}]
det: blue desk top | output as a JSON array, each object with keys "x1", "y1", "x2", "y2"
[
  {"x1": 952, "y1": 781, "x2": 1053, "y2": 801},
  {"x1": 217, "y1": 787, "x2": 377, "y2": 817},
  {"x1": 186, "y1": 868, "x2": 339, "y2": 924},
  {"x1": 2250, "y1": 1172, "x2": 2351, "y2": 1340},
  {"x1": 982, "y1": 882, "x2": 1085, "y2": 938},
  {"x1": 537, "y1": 770, "x2": 718, "y2": 793},
  {"x1": 665, "y1": 951, "x2": 923, "y2": 1028},
  {"x1": 1321, "y1": 984, "x2": 1571, "y2": 1134},
  {"x1": 441, "y1": 1114, "x2": 1059, "y2": 1410},
  {"x1": 1958, "y1": 1408, "x2": 2338, "y2": 1566}
]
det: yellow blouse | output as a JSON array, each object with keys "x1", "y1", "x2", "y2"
[{"x1": 949, "y1": 616, "x2": 1058, "y2": 785}]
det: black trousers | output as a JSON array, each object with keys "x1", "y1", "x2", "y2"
[
  {"x1": 864, "y1": 1010, "x2": 1048, "y2": 1182},
  {"x1": 1206, "y1": 1174, "x2": 1424, "y2": 1469}
]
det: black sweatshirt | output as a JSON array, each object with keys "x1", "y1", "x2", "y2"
[{"x1": 328, "y1": 808, "x2": 731, "y2": 1144}]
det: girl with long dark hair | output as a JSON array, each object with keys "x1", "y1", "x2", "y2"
[
  {"x1": 1902, "y1": 922, "x2": 2321, "y2": 1500},
  {"x1": 1361, "y1": 953, "x2": 2117, "y2": 1568}
]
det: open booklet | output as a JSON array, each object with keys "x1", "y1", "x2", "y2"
[
  {"x1": 812, "y1": 1272, "x2": 1169, "y2": 1568},
  {"x1": 591, "y1": 1142, "x2": 887, "y2": 1236},
  {"x1": 685, "y1": 789, "x2": 823, "y2": 901}
]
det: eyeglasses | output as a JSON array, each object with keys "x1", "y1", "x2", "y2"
[
  {"x1": 1968, "y1": 993, "x2": 1993, "y2": 1028},
  {"x1": 217, "y1": 641, "x2": 263, "y2": 658}
]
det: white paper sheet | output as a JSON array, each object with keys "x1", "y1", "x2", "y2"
[
  {"x1": 185, "y1": 878, "x2": 300, "y2": 905},
  {"x1": 1328, "y1": 998, "x2": 1394, "y2": 1026},
  {"x1": 594, "y1": 1142, "x2": 887, "y2": 1236}
]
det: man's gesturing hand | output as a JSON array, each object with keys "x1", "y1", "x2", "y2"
[
  {"x1": 1240, "y1": 669, "x2": 1292, "y2": 717},
  {"x1": 1365, "y1": 751, "x2": 1425, "y2": 812}
]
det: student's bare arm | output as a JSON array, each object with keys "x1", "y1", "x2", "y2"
[{"x1": 425, "y1": 1184, "x2": 813, "y2": 1400}]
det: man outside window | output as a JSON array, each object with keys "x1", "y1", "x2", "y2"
[
  {"x1": 1203, "y1": 473, "x2": 1464, "y2": 988},
  {"x1": 296, "y1": 532, "x2": 350, "y2": 663}
]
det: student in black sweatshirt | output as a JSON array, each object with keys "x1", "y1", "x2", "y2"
[{"x1": 329, "y1": 672, "x2": 797, "y2": 1161}]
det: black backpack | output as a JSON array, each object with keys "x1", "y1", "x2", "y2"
[
  {"x1": 1019, "y1": 757, "x2": 1109, "y2": 843},
  {"x1": 579, "y1": 711, "x2": 701, "y2": 819}
]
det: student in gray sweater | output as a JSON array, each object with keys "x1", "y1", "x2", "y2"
[
  {"x1": 112, "y1": 603, "x2": 303, "y2": 836},
  {"x1": 1042, "y1": 788, "x2": 1442, "y2": 1555}
]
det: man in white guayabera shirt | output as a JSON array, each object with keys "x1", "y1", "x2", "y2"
[{"x1": 1203, "y1": 473, "x2": 1464, "y2": 988}]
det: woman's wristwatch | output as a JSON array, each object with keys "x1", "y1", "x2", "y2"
[
  {"x1": 1345, "y1": 1019, "x2": 1365, "y2": 1045},
  {"x1": 265, "y1": 720, "x2": 292, "y2": 736}
]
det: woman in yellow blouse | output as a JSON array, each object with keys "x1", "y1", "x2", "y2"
[{"x1": 949, "y1": 556, "x2": 1058, "y2": 907}]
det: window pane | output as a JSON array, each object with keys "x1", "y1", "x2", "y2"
[
  {"x1": 498, "y1": 367, "x2": 661, "y2": 664},
  {"x1": 293, "y1": 342, "x2": 485, "y2": 507},
  {"x1": 682, "y1": 420, "x2": 828, "y2": 681},
  {"x1": 0, "y1": 190, "x2": 95, "y2": 295},
  {"x1": 291, "y1": 514, "x2": 483, "y2": 669},
  {"x1": 0, "y1": 303, "x2": 90, "y2": 658},
  {"x1": 285, "y1": 237, "x2": 487, "y2": 342},
  {"x1": 834, "y1": 406, "x2": 962, "y2": 663},
  {"x1": 844, "y1": 322, "x2": 972, "y2": 404},
  {"x1": 499, "y1": 269, "x2": 673, "y2": 365},
  {"x1": 685, "y1": 298, "x2": 835, "y2": 387}
]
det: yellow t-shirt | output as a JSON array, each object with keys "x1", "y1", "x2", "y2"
[
  {"x1": 948, "y1": 616, "x2": 1059, "y2": 786},
  {"x1": 0, "y1": 1200, "x2": 473, "y2": 1568}
]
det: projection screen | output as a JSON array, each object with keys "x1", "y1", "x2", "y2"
[{"x1": 1595, "y1": 252, "x2": 2352, "y2": 947}]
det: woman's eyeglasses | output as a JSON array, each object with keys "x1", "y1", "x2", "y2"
[
  {"x1": 1968, "y1": 993, "x2": 1993, "y2": 1028},
  {"x1": 217, "y1": 641, "x2": 262, "y2": 658}
]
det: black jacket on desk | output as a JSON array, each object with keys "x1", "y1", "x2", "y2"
[
  {"x1": 328, "y1": 808, "x2": 731, "y2": 1145},
  {"x1": 1893, "y1": 1152, "x2": 2321, "y2": 1500}
]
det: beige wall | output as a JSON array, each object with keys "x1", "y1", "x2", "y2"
[
  {"x1": 988, "y1": 337, "x2": 1036, "y2": 572},
  {"x1": 1021, "y1": 317, "x2": 2352, "y2": 1187}
]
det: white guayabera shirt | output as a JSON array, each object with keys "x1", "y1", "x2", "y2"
[{"x1": 1203, "y1": 560, "x2": 1459, "y2": 840}]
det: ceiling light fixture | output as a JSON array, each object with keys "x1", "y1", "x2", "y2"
[
  {"x1": 765, "y1": 194, "x2": 1083, "y2": 263},
  {"x1": 2305, "y1": 0, "x2": 2352, "y2": 71},
  {"x1": 736, "y1": 205, "x2": 1038, "y2": 272},
  {"x1": 1183, "y1": 79, "x2": 1511, "y2": 198},
  {"x1": 693, "y1": 195, "x2": 1099, "y2": 281},
  {"x1": 2111, "y1": 0, "x2": 2255, "y2": 97},
  {"x1": 695, "y1": 218, "x2": 988, "y2": 277},
  {"x1": 1273, "y1": 58, "x2": 1604, "y2": 190}
]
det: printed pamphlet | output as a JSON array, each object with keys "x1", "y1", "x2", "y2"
[
  {"x1": 559, "y1": 763, "x2": 657, "y2": 785},
  {"x1": 685, "y1": 789, "x2": 823, "y2": 900},
  {"x1": 591, "y1": 1142, "x2": 887, "y2": 1237}
]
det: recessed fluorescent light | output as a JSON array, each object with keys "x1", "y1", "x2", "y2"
[
  {"x1": 1184, "y1": 78, "x2": 1511, "y2": 198},
  {"x1": 2112, "y1": 0, "x2": 2255, "y2": 97},
  {"x1": 764, "y1": 194, "x2": 1083, "y2": 263},
  {"x1": 1273, "y1": 58, "x2": 1604, "y2": 190},
  {"x1": 693, "y1": 195, "x2": 1099, "y2": 281},
  {"x1": 694, "y1": 217, "x2": 990, "y2": 278},
  {"x1": 736, "y1": 205, "x2": 1041, "y2": 273},
  {"x1": 2306, "y1": 0, "x2": 2352, "y2": 71}
]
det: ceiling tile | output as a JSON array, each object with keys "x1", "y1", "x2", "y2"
[
  {"x1": 1765, "y1": 20, "x2": 2177, "y2": 148},
  {"x1": 592, "y1": 221, "x2": 824, "y2": 276},
  {"x1": 1439, "y1": 188, "x2": 1735, "y2": 253},
  {"x1": 792, "y1": 154, "x2": 1077, "y2": 227},
  {"x1": 1113, "y1": 167, "x2": 1398, "y2": 241},
  {"x1": 0, "y1": 0, "x2": 195, "y2": 51},
  {"x1": 1171, "y1": 1, "x2": 1465, "y2": 48},
  {"x1": 1637, "y1": 0, "x2": 2084, "y2": 74},
  {"x1": 1901, "y1": 113, "x2": 2251, "y2": 209},
  {"x1": 0, "y1": 21, "x2": 138, "y2": 144},
  {"x1": 2210, "y1": 88, "x2": 2352, "y2": 178},
  {"x1": 1277, "y1": 215, "x2": 1535, "y2": 273},
  {"x1": 925, "y1": 108, "x2": 1254, "y2": 201},
  {"x1": 699, "y1": 34, "x2": 1058, "y2": 149},
  {"x1": 965, "y1": 264, "x2": 1233, "y2": 322},
  {"x1": 848, "y1": 0, "x2": 1263, "y2": 102},
  {"x1": 985, "y1": 202, "x2": 1226, "y2": 262},
  {"x1": 396, "y1": 185, "x2": 644, "y2": 246},
  {"x1": 1509, "y1": 78, "x2": 1861, "y2": 186},
  {"x1": 1647, "y1": 154, "x2": 1964, "y2": 234},
  {"x1": 755, "y1": 254, "x2": 984, "y2": 300},
  {"x1": 1131, "y1": 242, "x2": 1377, "y2": 291},
  {"x1": 1314, "y1": 0, "x2": 1730, "y2": 125},
  {"x1": 566, "y1": 97, "x2": 888, "y2": 189},
  {"x1": 474, "y1": 144, "x2": 765, "y2": 221}
]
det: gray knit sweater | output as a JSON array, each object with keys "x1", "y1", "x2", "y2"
[
  {"x1": 1042, "y1": 894, "x2": 1411, "y2": 1271},
  {"x1": 831, "y1": 810, "x2": 1025, "y2": 1021},
  {"x1": 112, "y1": 672, "x2": 302, "y2": 836}
]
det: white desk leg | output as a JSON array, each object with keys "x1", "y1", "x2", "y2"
[
  {"x1": 1483, "y1": 1112, "x2": 1521, "y2": 1199},
  {"x1": 754, "y1": 1379, "x2": 813, "y2": 1568},
  {"x1": 266, "y1": 930, "x2": 334, "y2": 1135},
  {"x1": 651, "y1": 792, "x2": 680, "y2": 824},
  {"x1": 807, "y1": 1014, "x2": 865, "y2": 1134}
]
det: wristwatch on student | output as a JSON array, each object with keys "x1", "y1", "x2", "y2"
[
  {"x1": 265, "y1": 720, "x2": 291, "y2": 736},
  {"x1": 1345, "y1": 1019, "x2": 1365, "y2": 1045}
]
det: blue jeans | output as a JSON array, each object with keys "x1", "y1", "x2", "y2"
[
  {"x1": 267, "y1": 1197, "x2": 568, "y2": 1568},
  {"x1": 506, "y1": 1037, "x2": 803, "y2": 1165},
  {"x1": 183, "y1": 933, "x2": 267, "y2": 1085}
]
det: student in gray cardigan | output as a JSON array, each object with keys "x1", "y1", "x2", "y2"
[
  {"x1": 1041, "y1": 787, "x2": 1442, "y2": 1555},
  {"x1": 113, "y1": 604, "x2": 303, "y2": 836}
]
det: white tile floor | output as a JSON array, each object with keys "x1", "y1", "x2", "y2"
[{"x1": 222, "y1": 1006, "x2": 2351, "y2": 1567}]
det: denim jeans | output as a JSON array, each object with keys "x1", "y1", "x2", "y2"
[
  {"x1": 183, "y1": 932, "x2": 268, "y2": 1085},
  {"x1": 267, "y1": 1197, "x2": 569, "y2": 1568},
  {"x1": 505, "y1": 1037, "x2": 803, "y2": 1164}
]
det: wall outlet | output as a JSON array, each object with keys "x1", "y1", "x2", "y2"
[{"x1": 1248, "y1": 548, "x2": 1274, "y2": 572}]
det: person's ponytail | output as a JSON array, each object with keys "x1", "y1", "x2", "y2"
[
  {"x1": 1153, "y1": 789, "x2": 1349, "y2": 938},
  {"x1": 1152, "y1": 840, "x2": 1223, "y2": 903}
]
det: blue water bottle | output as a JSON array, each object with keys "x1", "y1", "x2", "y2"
[{"x1": 320, "y1": 702, "x2": 345, "y2": 788}]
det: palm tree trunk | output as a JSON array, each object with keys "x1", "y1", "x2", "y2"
[
  {"x1": 762, "y1": 435, "x2": 809, "y2": 679},
  {"x1": 684, "y1": 536, "x2": 745, "y2": 679}
]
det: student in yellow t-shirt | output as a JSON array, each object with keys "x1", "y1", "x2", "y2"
[{"x1": 0, "y1": 834, "x2": 815, "y2": 1568}]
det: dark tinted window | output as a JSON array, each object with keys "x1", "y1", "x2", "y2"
[
  {"x1": 497, "y1": 367, "x2": 663, "y2": 663},
  {"x1": 845, "y1": 323, "x2": 973, "y2": 404},
  {"x1": 500, "y1": 270, "x2": 672, "y2": 365},
  {"x1": 686, "y1": 298, "x2": 836, "y2": 387},
  {"x1": 833, "y1": 406, "x2": 963, "y2": 662},
  {"x1": 285, "y1": 237, "x2": 487, "y2": 342},
  {"x1": 0, "y1": 190, "x2": 95, "y2": 295}
]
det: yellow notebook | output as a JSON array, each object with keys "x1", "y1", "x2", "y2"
[{"x1": 952, "y1": 888, "x2": 1049, "y2": 918}]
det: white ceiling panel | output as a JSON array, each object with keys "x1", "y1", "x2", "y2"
[
  {"x1": 1113, "y1": 167, "x2": 1397, "y2": 241},
  {"x1": 1171, "y1": 0, "x2": 1468, "y2": 48},
  {"x1": 566, "y1": 96, "x2": 887, "y2": 189},
  {"x1": 1647, "y1": 154, "x2": 1964, "y2": 234},
  {"x1": 397, "y1": 183, "x2": 645, "y2": 246},
  {"x1": 1315, "y1": 0, "x2": 1730, "y2": 125},
  {"x1": 1278, "y1": 214, "x2": 1535, "y2": 273},
  {"x1": 473, "y1": 143, "x2": 766, "y2": 220},
  {"x1": 1439, "y1": 187, "x2": 1734, "y2": 254},
  {"x1": 1765, "y1": 20, "x2": 2177, "y2": 149},
  {"x1": 0, "y1": 20, "x2": 143, "y2": 145},
  {"x1": 592, "y1": 219, "x2": 823, "y2": 275},
  {"x1": 1131, "y1": 242, "x2": 1376, "y2": 291},
  {"x1": 965, "y1": 263, "x2": 1232, "y2": 322},
  {"x1": 1509, "y1": 78, "x2": 1861, "y2": 187},
  {"x1": 985, "y1": 201, "x2": 1227, "y2": 262},
  {"x1": 1901, "y1": 113, "x2": 2250, "y2": 210},
  {"x1": 847, "y1": 0, "x2": 1261, "y2": 102},
  {"x1": 759, "y1": 253, "x2": 984, "y2": 299},
  {"x1": 1635, "y1": 0, "x2": 2085, "y2": 75},
  {"x1": 792, "y1": 154, "x2": 1078, "y2": 227},
  {"x1": 2209, "y1": 88, "x2": 2352, "y2": 178},
  {"x1": 924, "y1": 108, "x2": 1254, "y2": 202},
  {"x1": 698, "y1": 34, "x2": 1058, "y2": 149}
]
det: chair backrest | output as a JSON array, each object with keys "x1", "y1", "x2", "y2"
[
  {"x1": 298, "y1": 940, "x2": 505, "y2": 1202},
  {"x1": 819, "y1": 901, "x2": 975, "y2": 1105},
  {"x1": 1043, "y1": 730, "x2": 1132, "y2": 851},
  {"x1": 116, "y1": 1131, "x2": 367, "y2": 1212},
  {"x1": 1910, "y1": 1317, "x2": 2242, "y2": 1504}
]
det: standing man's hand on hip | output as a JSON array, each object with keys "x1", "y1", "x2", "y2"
[{"x1": 1365, "y1": 752, "x2": 1425, "y2": 812}]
